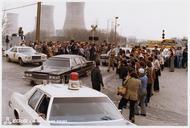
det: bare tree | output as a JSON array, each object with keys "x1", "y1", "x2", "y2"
[{"x1": 2, "y1": 11, "x2": 7, "y2": 36}]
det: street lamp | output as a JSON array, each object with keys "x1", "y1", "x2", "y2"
[
  {"x1": 91, "y1": 25, "x2": 98, "y2": 44},
  {"x1": 114, "y1": 16, "x2": 119, "y2": 46},
  {"x1": 106, "y1": 18, "x2": 113, "y2": 43}
]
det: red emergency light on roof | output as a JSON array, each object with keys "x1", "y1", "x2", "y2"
[
  {"x1": 70, "y1": 72, "x2": 79, "y2": 81},
  {"x1": 68, "y1": 72, "x2": 81, "y2": 90}
]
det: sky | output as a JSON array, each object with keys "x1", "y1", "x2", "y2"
[{"x1": 2, "y1": 0, "x2": 189, "y2": 40}]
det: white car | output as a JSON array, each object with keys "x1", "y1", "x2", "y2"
[
  {"x1": 9, "y1": 75, "x2": 134, "y2": 126},
  {"x1": 100, "y1": 47, "x2": 132, "y2": 66},
  {"x1": 4, "y1": 46, "x2": 47, "y2": 66}
]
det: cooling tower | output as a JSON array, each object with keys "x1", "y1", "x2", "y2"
[
  {"x1": 39, "y1": 5, "x2": 55, "y2": 36},
  {"x1": 63, "y1": 2, "x2": 86, "y2": 34},
  {"x1": 5, "y1": 13, "x2": 18, "y2": 36}
]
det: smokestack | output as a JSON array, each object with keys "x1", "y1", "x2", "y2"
[
  {"x1": 63, "y1": 2, "x2": 86, "y2": 35},
  {"x1": 5, "y1": 13, "x2": 19, "y2": 36},
  {"x1": 34, "y1": 5, "x2": 55, "y2": 37}
]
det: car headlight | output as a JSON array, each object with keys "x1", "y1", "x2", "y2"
[
  {"x1": 25, "y1": 56, "x2": 32, "y2": 60},
  {"x1": 25, "y1": 73, "x2": 32, "y2": 77},
  {"x1": 42, "y1": 55, "x2": 47, "y2": 60},
  {"x1": 49, "y1": 76, "x2": 60, "y2": 80}
]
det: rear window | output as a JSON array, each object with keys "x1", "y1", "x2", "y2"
[{"x1": 45, "y1": 58, "x2": 70, "y2": 67}]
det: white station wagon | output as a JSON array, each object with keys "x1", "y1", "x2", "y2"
[
  {"x1": 8, "y1": 76, "x2": 134, "y2": 126},
  {"x1": 4, "y1": 46, "x2": 47, "y2": 66}
]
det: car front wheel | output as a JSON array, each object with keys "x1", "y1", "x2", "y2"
[
  {"x1": 64, "y1": 75, "x2": 69, "y2": 84},
  {"x1": 6, "y1": 55, "x2": 11, "y2": 62},
  {"x1": 14, "y1": 110, "x2": 20, "y2": 125},
  {"x1": 19, "y1": 58, "x2": 24, "y2": 66},
  {"x1": 30, "y1": 80, "x2": 37, "y2": 86}
]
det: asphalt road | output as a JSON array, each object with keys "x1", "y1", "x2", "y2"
[{"x1": 2, "y1": 57, "x2": 188, "y2": 126}]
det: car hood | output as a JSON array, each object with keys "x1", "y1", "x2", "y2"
[{"x1": 26, "y1": 66, "x2": 70, "y2": 75}]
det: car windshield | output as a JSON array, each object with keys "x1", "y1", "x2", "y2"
[
  {"x1": 44, "y1": 58, "x2": 70, "y2": 68},
  {"x1": 18, "y1": 48, "x2": 36, "y2": 53},
  {"x1": 49, "y1": 97, "x2": 123, "y2": 122}
]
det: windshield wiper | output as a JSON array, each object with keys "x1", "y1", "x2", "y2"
[{"x1": 101, "y1": 116, "x2": 113, "y2": 120}]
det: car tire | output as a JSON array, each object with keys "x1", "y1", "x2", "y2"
[
  {"x1": 39, "y1": 62, "x2": 43, "y2": 65},
  {"x1": 14, "y1": 110, "x2": 20, "y2": 125},
  {"x1": 6, "y1": 55, "x2": 11, "y2": 62},
  {"x1": 30, "y1": 80, "x2": 36, "y2": 86},
  {"x1": 84, "y1": 71, "x2": 89, "y2": 77},
  {"x1": 19, "y1": 58, "x2": 24, "y2": 66},
  {"x1": 64, "y1": 75, "x2": 69, "y2": 84}
]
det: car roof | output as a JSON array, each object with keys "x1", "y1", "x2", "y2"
[
  {"x1": 36, "y1": 84, "x2": 106, "y2": 98},
  {"x1": 52, "y1": 54, "x2": 83, "y2": 59}
]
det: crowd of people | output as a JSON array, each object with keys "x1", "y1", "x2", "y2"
[
  {"x1": 20, "y1": 40, "x2": 113, "y2": 61},
  {"x1": 19, "y1": 39, "x2": 187, "y2": 123},
  {"x1": 108, "y1": 45, "x2": 188, "y2": 123}
]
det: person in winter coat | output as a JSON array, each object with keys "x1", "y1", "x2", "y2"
[
  {"x1": 145, "y1": 61, "x2": 154, "y2": 106},
  {"x1": 91, "y1": 60, "x2": 104, "y2": 91},
  {"x1": 136, "y1": 68, "x2": 148, "y2": 116},
  {"x1": 118, "y1": 71, "x2": 141, "y2": 123}
]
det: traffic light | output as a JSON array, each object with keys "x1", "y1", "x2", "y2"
[
  {"x1": 162, "y1": 33, "x2": 165, "y2": 39},
  {"x1": 162, "y1": 30, "x2": 165, "y2": 39}
]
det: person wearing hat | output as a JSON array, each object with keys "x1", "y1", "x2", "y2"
[{"x1": 136, "y1": 68, "x2": 148, "y2": 116}]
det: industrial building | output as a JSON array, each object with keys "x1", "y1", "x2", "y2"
[
  {"x1": 63, "y1": 2, "x2": 86, "y2": 35},
  {"x1": 4, "y1": 13, "x2": 19, "y2": 36}
]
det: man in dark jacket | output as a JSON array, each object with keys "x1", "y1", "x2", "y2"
[
  {"x1": 90, "y1": 44, "x2": 96, "y2": 61},
  {"x1": 91, "y1": 60, "x2": 104, "y2": 91},
  {"x1": 5, "y1": 35, "x2": 10, "y2": 50},
  {"x1": 119, "y1": 61, "x2": 128, "y2": 84}
]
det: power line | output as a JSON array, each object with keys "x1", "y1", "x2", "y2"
[{"x1": 2, "y1": 3, "x2": 38, "y2": 11}]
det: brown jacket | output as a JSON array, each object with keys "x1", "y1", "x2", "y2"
[{"x1": 124, "y1": 77, "x2": 141, "y2": 101}]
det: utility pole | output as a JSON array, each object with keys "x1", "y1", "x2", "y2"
[
  {"x1": 106, "y1": 19, "x2": 109, "y2": 43},
  {"x1": 35, "y1": 2, "x2": 41, "y2": 43},
  {"x1": 114, "y1": 16, "x2": 119, "y2": 46},
  {"x1": 91, "y1": 25, "x2": 97, "y2": 44}
]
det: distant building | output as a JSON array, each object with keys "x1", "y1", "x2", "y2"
[
  {"x1": 34, "y1": 5, "x2": 55, "y2": 37},
  {"x1": 56, "y1": 29, "x2": 63, "y2": 36},
  {"x1": 63, "y1": 2, "x2": 86, "y2": 35},
  {"x1": 4, "y1": 13, "x2": 18, "y2": 36}
]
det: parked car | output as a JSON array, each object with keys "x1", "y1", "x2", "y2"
[
  {"x1": 4, "y1": 46, "x2": 47, "y2": 66},
  {"x1": 23, "y1": 54, "x2": 95, "y2": 85},
  {"x1": 100, "y1": 47, "x2": 132, "y2": 66},
  {"x1": 9, "y1": 75, "x2": 134, "y2": 126}
]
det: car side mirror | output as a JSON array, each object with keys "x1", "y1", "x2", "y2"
[{"x1": 118, "y1": 109, "x2": 122, "y2": 114}]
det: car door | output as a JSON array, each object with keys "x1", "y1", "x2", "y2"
[
  {"x1": 20, "y1": 89, "x2": 46, "y2": 122},
  {"x1": 15, "y1": 48, "x2": 21, "y2": 62},
  {"x1": 12, "y1": 47, "x2": 18, "y2": 61},
  {"x1": 8, "y1": 47, "x2": 16, "y2": 61}
]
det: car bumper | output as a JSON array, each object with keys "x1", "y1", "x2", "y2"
[
  {"x1": 22, "y1": 76, "x2": 61, "y2": 85},
  {"x1": 23, "y1": 59, "x2": 46, "y2": 63}
]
